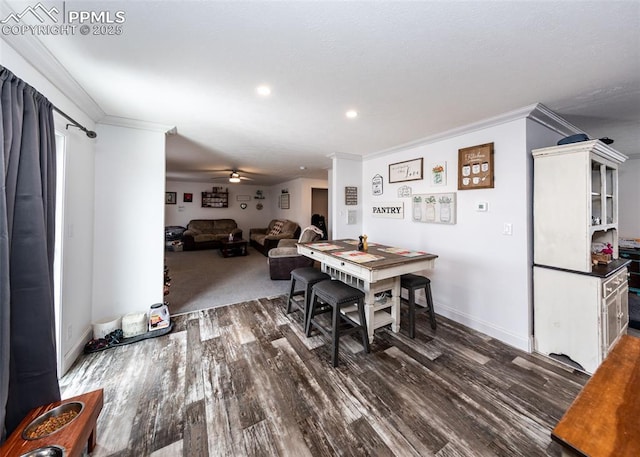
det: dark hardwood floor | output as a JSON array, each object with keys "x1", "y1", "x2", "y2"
[{"x1": 60, "y1": 296, "x2": 588, "y2": 456}]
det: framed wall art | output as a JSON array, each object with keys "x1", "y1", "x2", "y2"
[
  {"x1": 389, "y1": 158, "x2": 423, "y2": 183},
  {"x1": 412, "y1": 192, "x2": 457, "y2": 224},
  {"x1": 183, "y1": 192, "x2": 193, "y2": 203},
  {"x1": 165, "y1": 192, "x2": 177, "y2": 204},
  {"x1": 430, "y1": 161, "x2": 447, "y2": 186},
  {"x1": 345, "y1": 186, "x2": 358, "y2": 205},
  {"x1": 458, "y1": 142, "x2": 494, "y2": 190},
  {"x1": 279, "y1": 193, "x2": 290, "y2": 209},
  {"x1": 372, "y1": 174, "x2": 383, "y2": 195}
]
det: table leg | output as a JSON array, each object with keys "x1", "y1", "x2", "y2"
[
  {"x1": 88, "y1": 426, "x2": 97, "y2": 452},
  {"x1": 364, "y1": 301, "x2": 375, "y2": 343},
  {"x1": 390, "y1": 278, "x2": 401, "y2": 333}
]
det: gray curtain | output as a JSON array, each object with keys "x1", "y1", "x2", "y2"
[{"x1": 0, "y1": 65, "x2": 60, "y2": 441}]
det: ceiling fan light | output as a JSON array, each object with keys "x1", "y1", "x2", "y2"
[
  {"x1": 229, "y1": 171, "x2": 241, "y2": 183},
  {"x1": 229, "y1": 177, "x2": 241, "y2": 183}
]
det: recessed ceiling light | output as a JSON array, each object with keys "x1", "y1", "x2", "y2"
[
  {"x1": 299, "y1": 166, "x2": 306, "y2": 170},
  {"x1": 345, "y1": 110, "x2": 358, "y2": 119},
  {"x1": 256, "y1": 85, "x2": 271, "y2": 96}
]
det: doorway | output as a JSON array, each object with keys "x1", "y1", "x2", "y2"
[{"x1": 311, "y1": 187, "x2": 328, "y2": 238}]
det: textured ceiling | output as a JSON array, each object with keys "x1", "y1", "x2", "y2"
[{"x1": 5, "y1": 0, "x2": 640, "y2": 185}]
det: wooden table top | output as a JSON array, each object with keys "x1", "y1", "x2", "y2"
[
  {"x1": 299, "y1": 239, "x2": 438, "y2": 271},
  {"x1": 552, "y1": 335, "x2": 640, "y2": 457}
]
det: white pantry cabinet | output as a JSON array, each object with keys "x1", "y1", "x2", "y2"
[{"x1": 532, "y1": 140, "x2": 630, "y2": 373}]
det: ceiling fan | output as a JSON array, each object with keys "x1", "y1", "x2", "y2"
[{"x1": 209, "y1": 169, "x2": 255, "y2": 183}]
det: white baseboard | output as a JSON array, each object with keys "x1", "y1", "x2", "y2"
[
  {"x1": 61, "y1": 326, "x2": 92, "y2": 376},
  {"x1": 435, "y1": 302, "x2": 530, "y2": 352}
]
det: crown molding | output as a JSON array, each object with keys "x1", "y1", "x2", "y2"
[
  {"x1": 365, "y1": 103, "x2": 582, "y2": 160},
  {"x1": 99, "y1": 116, "x2": 176, "y2": 133},
  {"x1": 526, "y1": 103, "x2": 583, "y2": 137},
  {"x1": 1, "y1": 3, "x2": 105, "y2": 121},
  {"x1": 328, "y1": 152, "x2": 362, "y2": 161}
]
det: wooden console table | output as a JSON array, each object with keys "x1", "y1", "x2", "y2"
[
  {"x1": 0, "y1": 389, "x2": 104, "y2": 457},
  {"x1": 552, "y1": 335, "x2": 640, "y2": 456}
]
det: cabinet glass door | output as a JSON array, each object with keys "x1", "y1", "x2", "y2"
[
  {"x1": 604, "y1": 165, "x2": 616, "y2": 225},
  {"x1": 591, "y1": 161, "x2": 602, "y2": 227}
]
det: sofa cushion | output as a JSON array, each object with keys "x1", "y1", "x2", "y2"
[
  {"x1": 213, "y1": 219, "x2": 238, "y2": 233},
  {"x1": 269, "y1": 220, "x2": 285, "y2": 236},
  {"x1": 188, "y1": 220, "x2": 216, "y2": 234},
  {"x1": 268, "y1": 247, "x2": 299, "y2": 258},
  {"x1": 281, "y1": 220, "x2": 298, "y2": 235}
]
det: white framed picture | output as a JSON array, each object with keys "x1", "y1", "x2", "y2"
[{"x1": 430, "y1": 161, "x2": 447, "y2": 186}]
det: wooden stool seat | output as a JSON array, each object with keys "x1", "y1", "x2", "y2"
[
  {"x1": 287, "y1": 267, "x2": 331, "y2": 328},
  {"x1": 400, "y1": 273, "x2": 437, "y2": 338},
  {"x1": 306, "y1": 280, "x2": 370, "y2": 367}
]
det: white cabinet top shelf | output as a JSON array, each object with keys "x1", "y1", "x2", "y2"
[{"x1": 533, "y1": 139, "x2": 627, "y2": 273}]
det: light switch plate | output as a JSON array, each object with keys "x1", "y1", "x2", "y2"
[{"x1": 347, "y1": 210, "x2": 357, "y2": 225}]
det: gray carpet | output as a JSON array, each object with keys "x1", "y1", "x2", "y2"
[{"x1": 164, "y1": 247, "x2": 290, "y2": 315}]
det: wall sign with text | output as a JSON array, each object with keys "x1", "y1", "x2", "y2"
[
  {"x1": 371, "y1": 201, "x2": 404, "y2": 219},
  {"x1": 345, "y1": 186, "x2": 358, "y2": 205},
  {"x1": 458, "y1": 142, "x2": 494, "y2": 190},
  {"x1": 389, "y1": 158, "x2": 423, "y2": 183}
]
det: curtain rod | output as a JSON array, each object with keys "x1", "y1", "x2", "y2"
[{"x1": 52, "y1": 106, "x2": 97, "y2": 138}]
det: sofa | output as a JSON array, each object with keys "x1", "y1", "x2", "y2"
[
  {"x1": 182, "y1": 219, "x2": 242, "y2": 251},
  {"x1": 249, "y1": 219, "x2": 301, "y2": 256},
  {"x1": 267, "y1": 226, "x2": 324, "y2": 280}
]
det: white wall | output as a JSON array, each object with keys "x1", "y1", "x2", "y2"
[
  {"x1": 165, "y1": 178, "x2": 329, "y2": 236},
  {"x1": 270, "y1": 177, "x2": 329, "y2": 230},
  {"x1": 92, "y1": 124, "x2": 166, "y2": 322},
  {"x1": 164, "y1": 181, "x2": 276, "y2": 234},
  {"x1": 2, "y1": 40, "x2": 97, "y2": 374},
  {"x1": 362, "y1": 119, "x2": 534, "y2": 350},
  {"x1": 331, "y1": 154, "x2": 363, "y2": 239},
  {"x1": 619, "y1": 157, "x2": 640, "y2": 238}
]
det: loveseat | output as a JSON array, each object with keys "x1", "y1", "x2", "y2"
[
  {"x1": 182, "y1": 219, "x2": 242, "y2": 251},
  {"x1": 249, "y1": 219, "x2": 301, "y2": 256}
]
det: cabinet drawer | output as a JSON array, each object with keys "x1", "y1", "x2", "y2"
[
  {"x1": 322, "y1": 255, "x2": 368, "y2": 278},
  {"x1": 602, "y1": 268, "x2": 627, "y2": 298}
]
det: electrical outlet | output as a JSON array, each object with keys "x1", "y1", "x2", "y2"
[
  {"x1": 476, "y1": 201, "x2": 488, "y2": 212},
  {"x1": 503, "y1": 223, "x2": 513, "y2": 236}
]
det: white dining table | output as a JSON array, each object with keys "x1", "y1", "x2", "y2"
[{"x1": 297, "y1": 239, "x2": 438, "y2": 342}]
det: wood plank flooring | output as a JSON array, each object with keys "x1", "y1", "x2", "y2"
[{"x1": 59, "y1": 296, "x2": 589, "y2": 457}]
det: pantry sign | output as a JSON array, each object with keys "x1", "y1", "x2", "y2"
[{"x1": 372, "y1": 202, "x2": 404, "y2": 219}]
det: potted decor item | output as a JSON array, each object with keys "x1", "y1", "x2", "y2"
[
  {"x1": 425, "y1": 196, "x2": 437, "y2": 222},
  {"x1": 439, "y1": 195, "x2": 452, "y2": 223}
]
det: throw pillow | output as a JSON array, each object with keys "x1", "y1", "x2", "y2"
[{"x1": 269, "y1": 221, "x2": 284, "y2": 236}]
